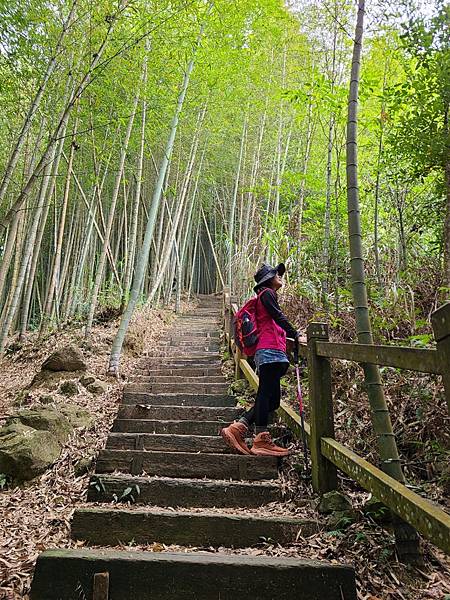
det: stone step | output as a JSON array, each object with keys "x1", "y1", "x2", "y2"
[
  {"x1": 176, "y1": 319, "x2": 220, "y2": 324},
  {"x1": 117, "y1": 404, "x2": 240, "y2": 421},
  {"x1": 112, "y1": 419, "x2": 226, "y2": 435},
  {"x1": 95, "y1": 449, "x2": 278, "y2": 480},
  {"x1": 174, "y1": 328, "x2": 220, "y2": 332},
  {"x1": 178, "y1": 323, "x2": 220, "y2": 326},
  {"x1": 138, "y1": 357, "x2": 222, "y2": 366},
  {"x1": 134, "y1": 375, "x2": 225, "y2": 384},
  {"x1": 105, "y1": 433, "x2": 233, "y2": 453},
  {"x1": 31, "y1": 548, "x2": 357, "y2": 600},
  {"x1": 173, "y1": 330, "x2": 219, "y2": 335},
  {"x1": 167, "y1": 333, "x2": 220, "y2": 340},
  {"x1": 143, "y1": 351, "x2": 221, "y2": 358},
  {"x1": 134, "y1": 367, "x2": 223, "y2": 377},
  {"x1": 123, "y1": 381, "x2": 229, "y2": 395},
  {"x1": 71, "y1": 507, "x2": 318, "y2": 548},
  {"x1": 157, "y1": 348, "x2": 220, "y2": 355},
  {"x1": 160, "y1": 343, "x2": 220, "y2": 352},
  {"x1": 181, "y1": 306, "x2": 220, "y2": 319},
  {"x1": 165, "y1": 339, "x2": 220, "y2": 347},
  {"x1": 87, "y1": 474, "x2": 281, "y2": 507},
  {"x1": 121, "y1": 393, "x2": 235, "y2": 407},
  {"x1": 144, "y1": 352, "x2": 221, "y2": 360}
]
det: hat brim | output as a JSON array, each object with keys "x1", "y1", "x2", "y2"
[
  {"x1": 277, "y1": 263, "x2": 286, "y2": 276},
  {"x1": 254, "y1": 263, "x2": 286, "y2": 291}
]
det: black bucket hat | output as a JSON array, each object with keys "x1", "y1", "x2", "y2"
[{"x1": 253, "y1": 263, "x2": 286, "y2": 292}]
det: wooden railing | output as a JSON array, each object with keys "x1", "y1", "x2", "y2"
[{"x1": 223, "y1": 290, "x2": 450, "y2": 556}]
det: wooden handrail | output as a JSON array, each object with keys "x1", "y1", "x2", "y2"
[{"x1": 316, "y1": 341, "x2": 442, "y2": 374}]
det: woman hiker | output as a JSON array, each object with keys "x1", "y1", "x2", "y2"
[{"x1": 221, "y1": 263, "x2": 299, "y2": 457}]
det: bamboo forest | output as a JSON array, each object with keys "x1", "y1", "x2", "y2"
[{"x1": 0, "y1": 0, "x2": 449, "y2": 599}]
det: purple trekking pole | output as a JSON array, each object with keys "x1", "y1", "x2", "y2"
[{"x1": 294, "y1": 339, "x2": 309, "y2": 467}]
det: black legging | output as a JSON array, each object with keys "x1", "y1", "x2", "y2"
[{"x1": 242, "y1": 362, "x2": 289, "y2": 429}]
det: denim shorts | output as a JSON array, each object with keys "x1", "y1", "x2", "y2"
[{"x1": 254, "y1": 349, "x2": 289, "y2": 372}]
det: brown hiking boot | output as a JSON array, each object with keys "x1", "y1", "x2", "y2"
[
  {"x1": 250, "y1": 431, "x2": 289, "y2": 457},
  {"x1": 221, "y1": 421, "x2": 251, "y2": 455}
]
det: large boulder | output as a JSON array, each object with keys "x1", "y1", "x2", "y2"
[
  {"x1": 0, "y1": 423, "x2": 61, "y2": 480},
  {"x1": 31, "y1": 369, "x2": 84, "y2": 390},
  {"x1": 58, "y1": 405, "x2": 94, "y2": 429},
  {"x1": 7, "y1": 407, "x2": 73, "y2": 444},
  {"x1": 42, "y1": 346, "x2": 86, "y2": 372}
]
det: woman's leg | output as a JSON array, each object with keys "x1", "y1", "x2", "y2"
[
  {"x1": 240, "y1": 406, "x2": 255, "y2": 428},
  {"x1": 222, "y1": 362, "x2": 289, "y2": 455},
  {"x1": 268, "y1": 362, "x2": 289, "y2": 414},
  {"x1": 251, "y1": 362, "x2": 289, "y2": 456},
  {"x1": 254, "y1": 362, "x2": 290, "y2": 430},
  {"x1": 240, "y1": 362, "x2": 288, "y2": 428}
]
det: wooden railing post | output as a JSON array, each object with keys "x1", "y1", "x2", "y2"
[
  {"x1": 431, "y1": 302, "x2": 450, "y2": 414},
  {"x1": 307, "y1": 322, "x2": 338, "y2": 494}
]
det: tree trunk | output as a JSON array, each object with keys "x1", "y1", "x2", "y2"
[
  {"x1": 123, "y1": 50, "x2": 148, "y2": 307},
  {"x1": 109, "y1": 26, "x2": 202, "y2": 374},
  {"x1": 40, "y1": 120, "x2": 78, "y2": 334},
  {"x1": 228, "y1": 117, "x2": 247, "y2": 290},
  {"x1": 148, "y1": 105, "x2": 206, "y2": 301},
  {"x1": 0, "y1": 212, "x2": 21, "y2": 305},
  {"x1": 84, "y1": 85, "x2": 140, "y2": 336},
  {"x1": 346, "y1": 0, "x2": 421, "y2": 563},
  {"x1": 0, "y1": 115, "x2": 68, "y2": 352}
]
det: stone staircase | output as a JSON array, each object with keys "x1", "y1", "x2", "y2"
[{"x1": 30, "y1": 295, "x2": 356, "y2": 599}]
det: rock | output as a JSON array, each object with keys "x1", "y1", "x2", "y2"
[
  {"x1": 87, "y1": 380, "x2": 107, "y2": 395},
  {"x1": 362, "y1": 496, "x2": 392, "y2": 523},
  {"x1": 59, "y1": 380, "x2": 79, "y2": 396},
  {"x1": 7, "y1": 407, "x2": 73, "y2": 444},
  {"x1": 58, "y1": 405, "x2": 94, "y2": 429},
  {"x1": 80, "y1": 375, "x2": 96, "y2": 388},
  {"x1": 0, "y1": 423, "x2": 61, "y2": 480},
  {"x1": 31, "y1": 369, "x2": 85, "y2": 390},
  {"x1": 74, "y1": 456, "x2": 94, "y2": 476},
  {"x1": 326, "y1": 510, "x2": 358, "y2": 531},
  {"x1": 42, "y1": 346, "x2": 86, "y2": 372},
  {"x1": 317, "y1": 490, "x2": 352, "y2": 515}
]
